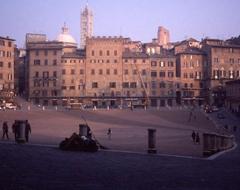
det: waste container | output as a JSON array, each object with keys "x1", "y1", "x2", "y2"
[
  {"x1": 148, "y1": 129, "x2": 157, "y2": 154},
  {"x1": 79, "y1": 124, "x2": 88, "y2": 136},
  {"x1": 15, "y1": 120, "x2": 26, "y2": 143}
]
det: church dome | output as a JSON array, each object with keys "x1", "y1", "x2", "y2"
[{"x1": 56, "y1": 23, "x2": 76, "y2": 44}]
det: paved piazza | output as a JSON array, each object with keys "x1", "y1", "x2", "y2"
[{"x1": 0, "y1": 99, "x2": 218, "y2": 157}]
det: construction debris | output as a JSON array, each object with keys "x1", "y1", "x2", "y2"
[{"x1": 59, "y1": 133, "x2": 98, "y2": 152}]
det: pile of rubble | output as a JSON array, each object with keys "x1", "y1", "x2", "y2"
[{"x1": 59, "y1": 133, "x2": 98, "y2": 152}]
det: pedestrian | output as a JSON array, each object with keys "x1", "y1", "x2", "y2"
[
  {"x1": 191, "y1": 131, "x2": 196, "y2": 143},
  {"x1": 188, "y1": 111, "x2": 193, "y2": 122},
  {"x1": 195, "y1": 132, "x2": 200, "y2": 144},
  {"x1": 2, "y1": 121, "x2": 9, "y2": 140},
  {"x1": 12, "y1": 121, "x2": 18, "y2": 141},
  {"x1": 107, "y1": 128, "x2": 112, "y2": 140},
  {"x1": 25, "y1": 120, "x2": 31, "y2": 142}
]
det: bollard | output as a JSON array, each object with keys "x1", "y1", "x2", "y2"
[
  {"x1": 15, "y1": 120, "x2": 26, "y2": 143},
  {"x1": 148, "y1": 129, "x2": 157, "y2": 154}
]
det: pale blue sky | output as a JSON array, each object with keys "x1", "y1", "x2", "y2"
[{"x1": 1, "y1": 0, "x2": 240, "y2": 47}]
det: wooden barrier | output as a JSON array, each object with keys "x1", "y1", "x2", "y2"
[{"x1": 203, "y1": 133, "x2": 235, "y2": 157}]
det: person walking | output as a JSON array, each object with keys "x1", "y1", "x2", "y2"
[
  {"x1": 191, "y1": 131, "x2": 196, "y2": 143},
  {"x1": 25, "y1": 120, "x2": 31, "y2": 142},
  {"x1": 107, "y1": 128, "x2": 112, "y2": 140},
  {"x1": 195, "y1": 132, "x2": 200, "y2": 144},
  {"x1": 2, "y1": 121, "x2": 9, "y2": 140},
  {"x1": 12, "y1": 121, "x2": 18, "y2": 141}
]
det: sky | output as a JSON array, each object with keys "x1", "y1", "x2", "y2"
[{"x1": 1, "y1": 0, "x2": 240, "y2": 47}]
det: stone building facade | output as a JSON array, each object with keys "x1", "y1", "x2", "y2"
[
  {"x1": 225, "y1": 79, "x2": 240, "y2": 116},
  {"x1": 176, "y1": 48, "x2": 207, "y2": 105},
  {"x1": 25, "y1": 26, "x2": 240, "y2": 108},
  {"x1": 0, "y1": 36, "x2": 15, "y2": 100},
  {"x1": 202, "y1": 39, "x2": 240, "y2": 106}
]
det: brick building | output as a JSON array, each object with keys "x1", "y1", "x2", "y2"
[
  {"x1": 0, "y1": 36, "x2": 15, "y2": 100},
  {"x1": 202, "y1": 39, "x2": 240, "y2": 106}
]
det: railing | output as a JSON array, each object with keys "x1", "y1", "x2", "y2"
[{"x1": 203, "y1": 133, "x2": 235, "y2": 157}]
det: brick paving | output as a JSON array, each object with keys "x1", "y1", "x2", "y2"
[
  {"x1": 0, "y1": 102, "x2": 218, "y2": 157},
  {"x1": 0, "y1": 99, "x2": 240, "y2": 189}
]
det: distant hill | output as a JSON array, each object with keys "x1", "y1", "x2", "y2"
[{"x1": 227, "y1": 35, "x2": 240, "y2": 45}]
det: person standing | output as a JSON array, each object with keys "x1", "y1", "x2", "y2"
[
  {"x1": 107, "y1": 128, "x2": 112, "y2": 140},
  {"x1": 195, "y1": 132, "x2": 200, "y2": 144},
  {"x1": 25, "y1": 120, "x2": 31, "y2": 142},
  {"x1": 191, "y1": 131, "x2": 196, "y2": 143},
  {"x1": 12, "y1": 121, "x2": 18, "y2": 141},
  {"x1": 2, "y1": 121, "x2": 9, "y2": 140}
]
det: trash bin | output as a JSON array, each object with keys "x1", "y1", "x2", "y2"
[
  {"x1": 79, "y1": 124, "x2": 88, "y2": 137},
  {"x1": 15, "y1": 120, "x2": 26, "y2": 143},
  {"x1": 148, "y1": 129, "x2": 157, "y2": 154}
]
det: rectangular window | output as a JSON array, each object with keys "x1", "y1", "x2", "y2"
[
  {"x1": 8, "y1": 62, "x2": 11, "y2": 68},
  {"x1": 168, "y1": 71, "x2": 174, "y2": 78},
  {"x1": 80, "y1": 69, "x2": 84, "y2": 75},
  {"x1": 159, "y1": 71, "x2": 165, "y2": 77},
  {"x1": 53, "y1": 50, "x2": 57, "y2": 55},
  {"x1": 160, "y1": 61, "x2": 165, "y2": 67},
  {"x1": 109, "y1": 82, "x2": 116, "y2": 88},
  {"x1": 44, "y1": 59, "x2": 48, "y2": 65},
  {"x1": 8, "y1": 42, "x2": 12, "y2": 47},
  {"x1": 70, "y1": 86, "x2": 75, "y2": 90},
  {"x1": 114, "y1": 50, "x2": 117, "y2": 56},
  {"x1": 35, "y1": 72, "x2": 39, "y2": 77},
  {"x1": 151, "y1": 81, "x2": 157, "y2": 89},
  {"x1": 151, "y1": 61, "x2": 157, "y2": 67},
  {"x1": 34, "y1": 60, "x2": 41, "y2": 65},
  {"x1": 92, "y1": 82, "x2": 98, "y2": 88},
  {"x1": 44, "y1": 50, "x2": 48, "y2": 56},
  {"x1": 91, "y1": 50, "x2": 94, "y2": 56},
  {"x1": 107, "y1": 50, "x2": 110, "y2": 56},
  {"x1": 62, "y1": 69, "x2": 66, "y2": 75},
  {"x1": 114, "y1": 59, "x2": 118, "y2": 63},
  {"x1": 0, "y1": 73, "x2": 2, "y2": 79},
  {"x1": 91, "y1": 69, "x2": 95, "y2": 75},
  {"x1": 124, "y1": 70, "x2": 128, "y2": 75},
  {"x1": 106, "y1": 69, "x2": 110, "y2": 75},
  {"x1": 99, "y1": 50, "x2": 103, "y2": 56},
  {"x1": 122, "y1": 82, "x2": 129, "y2": 88},
  {"x1": 43, "y1": 71, "x2": 49, "y2": 78},
  {"x1": 71, "y1": 69, "x2": 75, "y2": 75},
  {"x1": 53, "y1": 59, "x2": 57, "y2": 66},
  {"x1": 35, "y1": 50, "x2": 39, "y2": 56},
  {"x1": 0, "y1": 62, "x2": 3, "y2": 67},
  {"x1": 124, "y1": 59, "x2": 128, "y2": 63},
  {"x1": 99, "y1": 69, "x2": 103, "y2": 75},
  {"x1": 142, "y1": 69, "x2": 146, "y2": 75},
  {"x1": 130, "y1": 82, "x2": 137, "y2": 88},
  {"x1": 53, "y1": 71, "x2": 57, "y2": 77},
  {"x1": 214, "y1": 58, "x2": 219, "y2": 63},
  {"x1": 114, "y1": 69, "x2": 118, "y2": 75},
  {"x1": 151, "y1": 71, "x2": 157, "y2": 77}
]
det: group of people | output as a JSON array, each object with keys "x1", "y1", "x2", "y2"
[
  {"x1": 2, "y1": 120, "x2": 31, "y2": 142},
  {"x1": 191, "y1": 131, "x2": 200, "y2": 144}
]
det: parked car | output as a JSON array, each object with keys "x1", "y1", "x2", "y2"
[
  {"x1": 217, "y1": 113, "x2": 225, "y2": 119},
  {"x1": 212, "y1": 106, "x2": 219, "y2": 112},
  {"x1": 5, "y1": 103, "x2": 17, "y2": 110}
]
